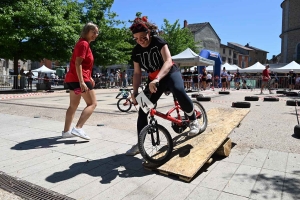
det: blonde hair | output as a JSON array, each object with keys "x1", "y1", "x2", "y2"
[{"x1": 80, "y1": 22, "x2": 98, "y2": 38}]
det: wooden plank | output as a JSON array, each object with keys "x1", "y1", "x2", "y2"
[{"x1": 156, "y1": 108, "x2": 249, "y2": 181}]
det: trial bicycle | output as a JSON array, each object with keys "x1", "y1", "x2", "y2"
[{"x1": 136, "y1": 87, "x2": 208, "y2": 165}]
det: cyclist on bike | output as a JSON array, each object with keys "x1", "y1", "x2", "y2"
[{"x1": 126, "y1": 16, "x2": 201, "y2": 156}]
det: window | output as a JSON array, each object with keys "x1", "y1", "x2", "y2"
[
  {"x1": 229, "y1": 50, "x2": 232, "y2": 56},
  {"x1": 222, "y1": 57, "x2": 226, "y2": 62},
  {"x1": 228, "y1": 58, "x2": 232, "y2": 64},
  {"x1": 223, "y1": 48, "x2": 225, "y2": 54},
  {"x1": 297, "y1": 43, "x2": 300, "y2": 61},
  {"x1": 233, "y1": 53, "x2": 237, "y2": 59},
  {"x1": 233, "y1": 60, "x2": 237, "y2": 65}
]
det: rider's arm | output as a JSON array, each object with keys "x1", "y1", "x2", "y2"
[
  {"x1": 133, "y1": 61, "x2": 142, "y2": 96},
  {"x1": 155, "y1": 45, "x2": 173, "y2": 81}
]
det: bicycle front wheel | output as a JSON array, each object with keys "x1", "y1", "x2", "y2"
[
  {"x1": 192, "y1": 100, "x2": 208, "y2": 134},
  {"x1": 138, "y1": 124, "x2": 173, "y2": 165},
  {"x1": 117, "y1": 98, "x2": 132, "y2": 112}
]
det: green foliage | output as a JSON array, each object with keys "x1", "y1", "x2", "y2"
[
  {"x1": 160, "y1": 19, "x2": 198, "y2": 56},
  {"x1": 0, "y1": 0, "x2": 83, "y2": 74}
]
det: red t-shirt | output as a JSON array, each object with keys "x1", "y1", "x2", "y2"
[
  {"x1": 262, "y1": 69, "x2": 270, "y2": 81},
  {"x1": 65, "y1": 38, "x2": 94, "y2": 83}
]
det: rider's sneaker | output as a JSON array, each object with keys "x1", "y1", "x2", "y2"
[
  {"x1": 71, "y1": 127, "x2": 90, "y2": 140},
  {"x1": 126, "y1": 144, "x2": 140, "y2": 156},
  {"x1": 62, "y1": 130, "x2": 75, "y2": 138},
  {"x1": 188, "y1": 120, "x2": 200, "y2": 136}
]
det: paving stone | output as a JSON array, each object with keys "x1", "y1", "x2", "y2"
[
  {"x1": 285, "y1": 153, "x2": 300, "y2": 175},
  {"x1": 241, "y1": 148, "x2": 269, "y2": 168},
  {"x1": 282, "y1": 172, "x2": 300, "y2": 200},
  {"x1": 223, "y1": 164, "x2": 261, "y2": 197},
  {"x1": 199, "y1": 161, "x2": 239, "y2": 191},
  {"x1": 186, "y1": 186, "x2": 220, "y2": 200},
  {"x1": 263, "y1": 150, "x2": 289, "y2": 172},
  {"x1": 250, "y1": 168, "x2": 285, "y2": 200}
]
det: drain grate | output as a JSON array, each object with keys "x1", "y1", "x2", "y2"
[{"x1": 0, "y1": 171, "x2": 74, "y2": 200}]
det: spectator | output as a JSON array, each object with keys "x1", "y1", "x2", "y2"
[
  {"x1": 192, "y1": 67, "x2": 199, "y2": 90},
  {"x1": 235, "y1": 69, "x2": 241, "y2": 90},
  {"x1": 260, "y1": 64, "x2": 273, "y2": 94},
  {"x1": 227, "y1": 71, "x2": 232, "y2": 89},
  {"x1": 43, "y1": 74, "x2": 51, "y2": 90},
  {"x1": 122, "y1": 70, "x2": 128, "y2": 88},
  {"x1": 26, "y1": 70, "x2": 34, "y2": 90},
  {"x1": 288, "y1": 70, "x2": 296, "y2": 91},
  {"x1": 220, "y1": 67, "x2": 228, "y2": 91},
  {"x1": 206, "y1": 71, "x2": 212, "y2": 89}
]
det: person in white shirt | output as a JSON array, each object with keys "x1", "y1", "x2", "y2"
[
  {"x1": 206, "y1": 72, "x2": 212, "y2": 89},
  {"x1": 227, "y1": 71, "x2": 232, "y2": 89}
]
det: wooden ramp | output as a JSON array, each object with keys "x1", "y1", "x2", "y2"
[{"x1": 143, "y1": 108, "x2": 249, "y2": 182}]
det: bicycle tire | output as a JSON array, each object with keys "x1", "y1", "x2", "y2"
[
  {"x1": 192, "y1": 101, "x2": 208, "y2": 134},
  {"x1": 117, "y1": 98, "x2": 132, "y2": 112},
  {"x1": 138, "y1": 124, "x2": 173, "y2": 165}
]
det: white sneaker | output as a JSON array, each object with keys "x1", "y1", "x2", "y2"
[
  {"x1": 62, "y1": 131, "x2": 76, "y2": 138},
  {"x1": 125, "y1": 144, "x2": 140, "y2": 156},
  {"x1": 71, "y1": 127, "x2": 90, "y2": 140},
  {"x1": 188, "y1": 120, "x2": 200, "y2": 136}
]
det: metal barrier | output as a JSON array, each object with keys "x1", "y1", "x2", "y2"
[{"x1": 181, "y1": 75, "x2": 298, "y2": 90}]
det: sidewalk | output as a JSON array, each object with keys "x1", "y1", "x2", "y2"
[{"x1": 0, "y1": 88, "x2": 300, "y2": 199}]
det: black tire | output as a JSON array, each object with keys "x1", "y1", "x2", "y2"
[
  {"x1": 117, "y1": 98, "x2": 132, "y2": 112},
  {"x1": 276, "y1": 90, "x2": 286, "y2": 94},
  {"x1": 191, "y1": 93, "x2": 203, "y2": 98},
  {"x1": 286, "y1": 92, "x2": 298, "y2": 97},
  {"x1": 286, "y1": 100, "x2": 299, "y2": 106},
  {"x1": 219, "y1": 91, "x2": 230, "y2": 94},
  {"x1": 264, "y1": 97, "x2": 279, "y2": 102},
  {"x1": 294, "y1": 125, "x2": 300, "y2": 137},
  {"x1": 138, "y1": 124, "x2": 173, "y2": 165},
  {"x1": 232, "y1": 102, "x2": 251, "y2": 108},
  {"x1": 196, "y1": 96, "x2": 211, "y2": 101},
  {"x1": 192, "y1": 101, "x2": 208, "y2": 134},
  {"x1": 245, "y1": 96, "x2": 259, "y2": 101}
]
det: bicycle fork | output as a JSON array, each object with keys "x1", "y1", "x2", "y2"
[{"x1": 149, "y1": 117, "x2": 160, "y2": 146}]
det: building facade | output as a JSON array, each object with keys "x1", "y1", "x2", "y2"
[
  {"x1": 280, "y1": 0, "x2": 300, "y2": 63},
  {"x1": 227, "y1": 42, "x2": 251, "y2": 68},
  {"x1": 184, "y1": 20, "x2": 221, "y2": 54},
  {"x1": 219, "y1": 44, "x2": 238, "y2": 65},
  {"x1": 245, "y1": 43, "x2": 268, "y2": 66}
]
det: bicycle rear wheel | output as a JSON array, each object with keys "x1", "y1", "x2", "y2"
[
  {"x1": 138, "y1": 124, "x2": 173, "y2": 165},
  {"x1": 192, "y1": 100, "x2": 208, "y2": 134},
  {"x1": 117, "y1": 98, "x2": 132, "y2": 112}
]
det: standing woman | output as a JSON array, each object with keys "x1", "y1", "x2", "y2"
[
  {"x1": 202, "y1": 67, "x2": 207, "y2": 90},
  {"x1": 220, "y1": 67, "x2": 228, "y2": 91},
  {"x1": 62, "y1": 22, "x2": 99, "y2": 140},
  {"x1": 126, "y1": 16, "x2": 202, "y2": 156}
]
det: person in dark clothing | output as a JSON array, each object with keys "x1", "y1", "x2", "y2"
[{"x1": 126, "y1": 16, "x2": 202, "y2": 156}]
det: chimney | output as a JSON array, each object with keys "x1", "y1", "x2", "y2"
[{"x1": 184, "y1": 20, "x2": 188, "y2": 28}]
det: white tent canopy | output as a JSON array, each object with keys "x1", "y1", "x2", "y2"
[
  {"x1": 239, "y1": 62, "x2": 266, "y2": 73},
  {"x1": 221, "y1": 63, "x2": 241, "y2": 71},
  {"x1": 172, "y1": 48, "x2": 215, "y2": 66},
  {"x1": 32, "y1": 65, "x2": 56, "y2": 73},
  {"x1": 273, "y1": 61, "x2": 300, "y2": 73}
]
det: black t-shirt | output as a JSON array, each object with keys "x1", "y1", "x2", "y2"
[{"x1": 131, "y1": 36, "x2": 167, "y2": 73}]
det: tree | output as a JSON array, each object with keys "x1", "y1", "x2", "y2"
[
  {"x1": 159, "y1": 19, "x2": 198, "y2": 56},
  {"x1": 82, "y1": 0, "x2": 133, "y2": 67},
  {"x1": 0, "y1": 0, "x2": 83, "y2": 78}
]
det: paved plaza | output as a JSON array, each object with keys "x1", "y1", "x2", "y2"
[{"x1": 0, "y1": 88, "x2": 299, "y2": 200}]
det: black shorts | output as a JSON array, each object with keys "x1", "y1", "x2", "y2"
[
  {"x1": 66, "y1": 82, "x2": 93, "y2": 90},
  {"x1": 28, "y1": 78, "x2": 33, "y2": 81},
  {"x1": 206, "y1": 79, "x2": 212, "y2": 83},
  {"x1": 221, "y1": 78, "x2": 227, "y2": 83}
]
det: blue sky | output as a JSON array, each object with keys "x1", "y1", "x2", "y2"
[{"x1": 105, "y1": 0, "x2": 283, "y2": 59}]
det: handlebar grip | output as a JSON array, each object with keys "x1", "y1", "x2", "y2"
[{"x1": 155, "y1": 82, "x2": 159, "y2": 87}]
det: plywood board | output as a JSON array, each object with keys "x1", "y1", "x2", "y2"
[{"x1": 154, "y1": 108, "x2": 249, "y2": 181}]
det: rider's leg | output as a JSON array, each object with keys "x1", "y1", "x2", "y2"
[{"x1": 167, "y1": 71, "x2": 200, "y2": 136}]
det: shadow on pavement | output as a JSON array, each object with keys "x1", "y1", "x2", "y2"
[
  {"x1": 10, "y1": 137, "x2": 88, "y2": 150},
  {"x1": 45, "y1": 154, "x2": 149, "y2": 184}
]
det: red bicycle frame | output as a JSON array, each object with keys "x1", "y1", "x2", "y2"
[{"x1": 149, "y1": 98, "x2": 201, "y2": 126}]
